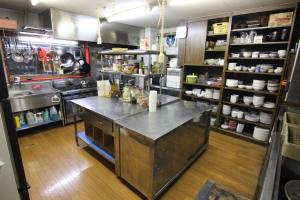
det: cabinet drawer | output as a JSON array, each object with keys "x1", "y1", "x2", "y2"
[{"x1": 82, "y1": 110, "x2": 113, "y2": 136}]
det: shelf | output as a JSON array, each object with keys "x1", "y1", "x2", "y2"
[
  {"x1": 100, "y1": 71, "x2": 162, "y2": 78},
  {"x1": 230, "y1": 41, "x2": 288, "y2": 46},
  {"x1": 183, "y1": 82, "x2": 222, "y2": 88},
  {"x1": 231, "y1": 25, "x2": 291, "y2": 32},
  {"x1": 205, "y1": 49, "x2": 226, "y2": 52},
  {"x1": 223, "y1": 87, "x2": 279, "y2": 96},
  {"x1": 228, "y1": 57, "x2": 285, "y2": 60},
  {"x1": 220, "y1": 114, "x2": 272, "y2": 129},
  {"x1": 99, "y1": 50, "x2": 161, "y2": 55},
  {"x1": 222, "y1": 101, "x2": 275, "y2": 112},
  {"x1": 184, "y1": 64, "x2": 224, "y2": 68},
  {"x1": 218, "y1": 128, "x2": 268, "y2": 146},
  {"x1": 16, "y1": 118, "x2": 62, "y2": 132},
  {"x1": 207, "y1": 33, "x2": 227, "y2": 37},
  {"x1": 183, "y1": 93, "x2": 220, "y2": 102},
  {"x1": 77, "y1": 132, "x2": 115, "y2": 164},
  {"x1": 225, "y1": 70, "x2": 282, "y2": 76},
  {"x1": 150, "y1": 85, "x2": 182, "y2": 92}
]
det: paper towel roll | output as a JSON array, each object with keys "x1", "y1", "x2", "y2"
[{"x1": 149, "y1": 90, "x2": 157, "y2": 112}]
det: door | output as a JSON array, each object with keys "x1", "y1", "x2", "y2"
[
  {"x1": 184, "y1": 20, "x2": 208, "y2": 65},
  {"x1": 0, "y1": 105, "x2": 21, "y2": 200}
]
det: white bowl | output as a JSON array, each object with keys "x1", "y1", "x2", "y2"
[
  {"x1": 238, "y1": 85, "x2": 245, "y2": 89},
  {"x1": 226, "y1": 79, "x2": 239, "y2": 87},
  {"x1": 243, "y1": 96, "x2": 253, "y2": 105},
  {"x1": 246, "y1": 85, "x2": 253, "y2": 90},
  {"x1": 221, "y1": 124, "x2": 229, "y2": 129},
  {"x1": 263, "y1": 102, "x2": 275, "y2": 108},
  {"x1": 242, "y1": 51, "x2": 252, "y2": 58},
  {"x1": 185, "y1": 90, "x2": 193, "y2": 95}
]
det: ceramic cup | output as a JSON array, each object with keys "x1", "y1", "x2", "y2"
[
  {"x1": 231, "y1": 110, "x2": 238, "y2": 118},
  {"x1": 237, "y1": 111, "x2": 244, "y2": 119},
  {"x1": 236, "y1": 123, "x2": 245, "y2": 133},
  {"x1": 230, "y1": 94, "x2": 239, "y2": 103}
]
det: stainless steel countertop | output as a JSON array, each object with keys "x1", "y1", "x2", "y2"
[
  {"x1": 71, "y1": 95, "x2": 179, "y2": 121},
  {"x1": 115, "y1": 101, "x2": 211, "y2": 141}
]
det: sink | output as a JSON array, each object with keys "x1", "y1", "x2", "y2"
[{"x1": 10, "y1": 90, "x2": 35, "y2": 97}]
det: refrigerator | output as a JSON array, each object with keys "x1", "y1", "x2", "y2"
[{"x1": 0, "y1": 50, "x2": 30, "y2": 199}]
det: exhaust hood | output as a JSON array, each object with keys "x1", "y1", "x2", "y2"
[{"x1": 35, "y1": 8, "x2": 142, "y2": 45}]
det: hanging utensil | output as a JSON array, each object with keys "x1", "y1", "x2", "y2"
[{"x1": 11, "y1": 38, "x2": 24, "y2": 63}]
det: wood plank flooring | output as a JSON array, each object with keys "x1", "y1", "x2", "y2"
[{"x1": 18, "y1": 123, "x2": 266, "y2": 200}]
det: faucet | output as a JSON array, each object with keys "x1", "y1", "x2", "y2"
[{"x1": 13, "y1": 76, "x2": 23, "y2": 89}]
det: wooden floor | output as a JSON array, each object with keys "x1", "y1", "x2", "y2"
[{"x1": 18, "y1": 123, "x2": 266, "y2": 200}]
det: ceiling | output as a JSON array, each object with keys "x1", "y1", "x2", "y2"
[{"x1": 0, "y1": 0, "x2": 298, "y2": 28}]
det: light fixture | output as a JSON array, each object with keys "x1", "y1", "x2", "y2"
[
  {"x1": 106, "y1": 4, "x2": 151, "y2": 22},
  {"x1": 31, "y1": 0, "x2": 39, "y2": 6},
  {"x1": 168, "y1": 0, "x2": 199, "y2": 6},
  {"x1": 18, "y1": 36, "x2": 79, "y2": 46}
]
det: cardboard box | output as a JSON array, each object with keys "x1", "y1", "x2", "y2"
[
  {"x1": 268, "y1": 12, "x2": 293, "y2": 27},
  {"x1": 0, "y1": 18, "x2": 17, "y2": 30}
]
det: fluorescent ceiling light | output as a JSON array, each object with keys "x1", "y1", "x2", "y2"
[
  {"x1": 31, "y1": 0, "x2": 39, "y2": 6},
  {"x1": 18, "y1": 36, "x2": 78, "y2": 46},
  {"x1": 168, "y1": 0, "x2": 200, "y2": 6},
  {"x1": 106, "y1": 5, "x2": 151, "y2": 22}
]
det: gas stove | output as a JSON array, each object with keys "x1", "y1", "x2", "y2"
[
  {"x1": 53, "y1": 78, "x2": 97, "y2": 95},
  {"x1": 52, "y1": 78, "x2": 98, "y2": 124}
]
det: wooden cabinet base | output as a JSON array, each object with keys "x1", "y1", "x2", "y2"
[{"x1": 118, "y1": 120, "x2": 209, "y2": 200}]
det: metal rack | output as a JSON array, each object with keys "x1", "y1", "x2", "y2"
[{"x1": 98, "y1": 50, "x2": 165, "y2": 104}]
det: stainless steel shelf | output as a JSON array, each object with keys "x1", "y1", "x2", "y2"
[{"x1": 16, "y1": 118, "x2": 62, "y2": 132}]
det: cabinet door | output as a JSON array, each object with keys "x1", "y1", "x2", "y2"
[{"x1": 184, "y1": 20, "x2": 207, "y2": 65}]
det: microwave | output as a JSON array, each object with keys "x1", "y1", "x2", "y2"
[{"x1": 166, "y1": 68, "x2": 183, "y2": 89}]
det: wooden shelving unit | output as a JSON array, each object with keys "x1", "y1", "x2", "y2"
[{"x1": 181, "y1": 6, "x2": 297, "y2": 145}]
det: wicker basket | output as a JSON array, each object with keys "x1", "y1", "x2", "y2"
[{"x1": 282, "y1": 123, "x2": 300, "y2": 162}]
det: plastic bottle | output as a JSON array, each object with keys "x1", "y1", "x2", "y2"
[
  {"x1": 14, "y1": 116, "x2": 21, "y2": 129},
  {"x1": 49, "y1": 106, "x2": 58, "y2": 120},
  {"x1": 43, "y1": 109, "x2": 50, "y2": 122}
]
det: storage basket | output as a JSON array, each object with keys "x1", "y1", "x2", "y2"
[
  {"x1": 213, "y1": 22, "x2": 228, "y2": 34},
  {"x1": 268, "y1": 12, "x2": 293, "y2": 27},
  {"x1": 282, "y1": 124, "x2": 300, "y2": 162},
  {"x1": 284, "y1": 112, "x2": 300, "y2": 125}
]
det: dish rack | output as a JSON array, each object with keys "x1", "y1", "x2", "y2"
[{"x1": 282, "y1": 112, "x2": 300, "y2": 162}]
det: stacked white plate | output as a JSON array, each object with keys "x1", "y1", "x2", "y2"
[
  {"x1": 253, "y1": 95, "x2": 265, "y2": 107},
  {"x1": 222, "y1": 104, "x2": 231, "y2": 115},
  {"x1": 245, "y1": 113, "x2": 260, "y2": 122},
  {"x1": 253, "y1": 80, "x2": 266, "y2": 91},
  {"x1": 267, "y1": 80, "x2": 279, "y2": 92},
  {"x1": 253, "y1": 126, "x2": 270, "y2": 141},
  {"x1": 259, "y1": 112, "x2": 272, "y2": 124}
]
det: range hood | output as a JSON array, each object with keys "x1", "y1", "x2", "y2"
[{"x1": 35, "y1": 8, "x2": 142, "y2": 45}]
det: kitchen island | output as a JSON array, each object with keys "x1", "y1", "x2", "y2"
[{"x1": 71, "y1": 95, "x2": 211, "y2": 199}]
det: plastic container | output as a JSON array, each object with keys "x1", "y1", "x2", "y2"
[{"x1": 282, "y1": 124, "x2": 300, "y2": 162}]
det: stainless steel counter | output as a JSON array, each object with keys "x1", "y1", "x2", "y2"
[
  {"x1": 115, "y1": 101, "x2": 211, "y2": 141},
  {"x1": 71, "y1": 94, "x2": 179, "y2": 121}
]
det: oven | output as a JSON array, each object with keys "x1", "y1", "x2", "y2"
[{"x1": 62, "y1": 90, "x2": 97, "y2": 124}]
